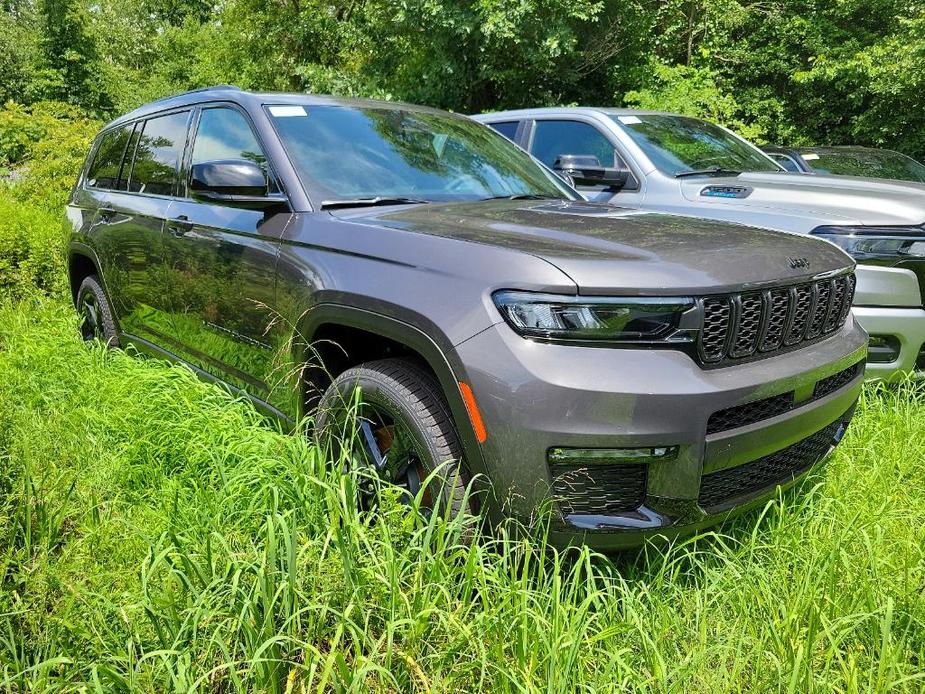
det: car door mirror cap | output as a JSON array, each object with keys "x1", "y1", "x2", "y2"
[
  {"x1": 553, "y1": 154, "x2": 629, "y2": 190},
  {"x1": 190, "y1": 159, "x2": 285, "y2": 208}
]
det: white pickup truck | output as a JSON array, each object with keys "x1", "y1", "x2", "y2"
[{"x1": 475, "y1": 107, "x2": 925, "y2": 379}]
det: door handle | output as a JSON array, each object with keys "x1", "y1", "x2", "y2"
[{"x1": 166, "y1": 215, "x2": 193, "y2": 237}]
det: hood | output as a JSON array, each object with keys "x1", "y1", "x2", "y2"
[
  {"x1": 680, "y1": 171, "x2": 925, "y2": 227},
  {"x1": 338, "y1": 199, "x2": 854, "y2": 296}
]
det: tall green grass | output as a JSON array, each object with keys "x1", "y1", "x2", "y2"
[{"x1": 1, "y1": 295, "x2": 924, "y2": 692}]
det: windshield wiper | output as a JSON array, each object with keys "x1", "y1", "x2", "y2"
[
  {"x1": 675, "y1": 167, "x2": 742, "y2": 178},
  {"x1": 482, "y1": 193, "x2": 564, "y2": 201},
  {"x1": 320, "y1": 196, "x2": 430, "y2": 210}
]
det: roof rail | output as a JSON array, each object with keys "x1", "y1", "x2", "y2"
[
  {"x1": 185, "y1": 84, "x2": 240, "y2": 94},
  {"x1": 148, "y1": 84, "x2": 241, "y2": 105}
]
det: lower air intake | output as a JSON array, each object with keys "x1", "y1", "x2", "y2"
[
  {"x1": 549, "y1": 463, "x2": 647, "y2": 516},
  {"x1": 698, "y1": 419, "x2": 842, "y2": 510}
]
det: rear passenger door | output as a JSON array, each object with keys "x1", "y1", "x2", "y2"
[
  {"x1": 82, "y1": 122, "x2": 136, "y2": 308},
  {"x1": 87, "y1": 110, "x2": 191, "y2": 342},
  {"x1": 162, "y1": 105, "x2": 291, "y2": 407}
]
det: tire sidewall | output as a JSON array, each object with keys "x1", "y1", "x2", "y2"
[
  {"x1": 77, "y1": 276, "x2": 119, "y2": 347},
  {"x1": 316, "y1": 366, "x2": 468, "y2": 515}
]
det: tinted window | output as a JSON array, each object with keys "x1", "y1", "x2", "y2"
[
  {"x1": 489, "y1": 121, "x2": 519, "y2": 142},
  {"x1": 127, "y1": 111, "x2": 189, "y2": 196},
  {"x1": 807, "y1": 149, "x2": 925, "y2": 183},
  {"x1": 530, "y1": 120, "x2": 616, "y2": 169},
  {"x1": 87, "y1": 125, "x2": 132, "y2": 190},
  {"x1": 267, "y1": 105, "x2": 573, "y2": 203},
  {"x1": 192, "y1": 107, "x2": 266, "y2": 167},
  {"x1": 610, "y1": 114, "x2": 780, "y2": 176},
  {"x1": 769, "y1": 153, "x2": 801, "y2": 172}
]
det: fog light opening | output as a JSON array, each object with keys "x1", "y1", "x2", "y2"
[
  {"x1": 547, "y1": 446, "x2": 679, "y2": 465},
  {"x1": 867, "y1": 335, "x2": 900, "y2": 364},
  {"x1": 867, "y1": 334, "x2": 901, "y2": 364}
]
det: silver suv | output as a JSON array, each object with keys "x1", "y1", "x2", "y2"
[{"x1": 474, "y1": 108, "x2": 925, "y2": 379}]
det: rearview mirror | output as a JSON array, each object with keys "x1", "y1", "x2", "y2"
[
  {"x1": 190, "y1": 159, "x2": 286, "y2": 208},
  {"x1": 553, "y1": 154, "x2": 629, "y2": 190}
]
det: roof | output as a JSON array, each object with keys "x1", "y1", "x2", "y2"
[
  {"x1": 473, "y1": 106, "x2": 686, "y2": 120},
  {"x1": 760, "y1": 145, "x2": 796, "y2": 155},
  {"x1": 103, "y1": 85, "x2": 452, "y2": 130},
  {"x1": 800, "y1": 145, "x2": 905, "y2": 156}
]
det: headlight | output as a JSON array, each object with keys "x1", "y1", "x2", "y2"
[
  {"x1": 811, "y1": 225, "x2": 925, "y2": 263},
  {"x1": 493, "y1": 290, "x2": 696, "y2": 343}
]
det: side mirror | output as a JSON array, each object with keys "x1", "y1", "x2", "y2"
[
  {"x1": 190, "y1": 159, "x2": 286, "y2": 208},
  {"x1": 553, "y1": 154, "x2": 629, "y2": 190},
  {"x1": 555, "y1": 170, "x2": 576, "y2": 188}
]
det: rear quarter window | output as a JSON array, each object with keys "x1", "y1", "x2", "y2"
[{"x1": 86, "y1": 125, "x2": 133, "y2": 190}]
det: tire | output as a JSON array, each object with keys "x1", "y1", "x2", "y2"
[
  {"x1": 315, "y1": 357, "x2": 473, "y2": 521},
  {"x1": 76, "y1": 275, "x2": 120, "y2": 347}
]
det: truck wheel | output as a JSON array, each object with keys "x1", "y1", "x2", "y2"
[
  {"x1": 76, "y1": 275, "x2": 119, "y2": 347},
  {"x1": 315, "y1": 358, "x2": 473, "y2": 521}
]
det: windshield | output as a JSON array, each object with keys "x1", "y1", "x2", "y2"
[
  {"x1": 807, "y1": 149, "x2": 925, "y2": 183},
  {"x1": 609, "y1": 114, "x2": 782, "y2": 176},
  {"x1": 266, "y1": 104, "x2": 575, "y2": 204}
]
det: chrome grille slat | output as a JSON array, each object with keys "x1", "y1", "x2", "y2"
[{"x1": 698, "y1": 272, "x2": 855, "y2": 366}]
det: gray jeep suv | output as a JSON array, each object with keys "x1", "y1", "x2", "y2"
[{"x1": 67, "y1": 87, "x2": 866, "y2": 549}]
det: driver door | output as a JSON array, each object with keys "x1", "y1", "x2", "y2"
[{"x1": 161, "y1": 105, "x2": 292, "y2": 406}]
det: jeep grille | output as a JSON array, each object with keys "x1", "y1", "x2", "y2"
[{"x1": 698, "y1": 273, "x2": 855, "y2": 365}]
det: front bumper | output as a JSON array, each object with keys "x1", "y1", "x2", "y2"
[
  {"x1": 853, "y1": 307, "x2": 925, "y2": 380},
  {"x1": 853, "y1": 264, "x2": 925, "y2": 380},
  {"x1": 454, "y1": 316, "x2": 867, "y2": 550}
]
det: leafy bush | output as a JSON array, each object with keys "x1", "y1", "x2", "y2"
[
  {"x1": 0, "y1": 100, "x2": 99, "y2": 209},
  {"x1": 0, "y1": 195, "x2": 67, "y2": 300},
  {"x1": 623, "y1": 62, "x2": 765, "y2": 142}
]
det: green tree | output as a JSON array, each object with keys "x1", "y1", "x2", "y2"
[
  {"x1": 31, "y1": 0, "x2": 109, "y2": 112},
  {"x1": 623, "y1": 62, "x2": 764, "y2": 140},
  {"x1": 0, "y1": 8, "x2": 36, "y2": 103}
]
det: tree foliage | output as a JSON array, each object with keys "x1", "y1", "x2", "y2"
[{"x1": 0, "y1": 0, "x2": 924, "y2": 157}]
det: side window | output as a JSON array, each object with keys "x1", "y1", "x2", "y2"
[
  {"x1": 488, "y1": 121, "x2": 519, "y2": 142},
  {"x1": 127, "y1": 111, "x2": 190, "y2": 196},
  {"x1": 86, "y1": 125, "x2": 133, "y2": 190},
  {"x1": 530, "y1": 120, "x2": 617, "y2": 169},
  {"x1": 192, "y1": 107, "x2": 266, "y2": 168},
  {"x1": 769, "y1": 153, "x2": 800, "y2": 172},
  {"x1": 190, "y1": 107, "x2": 276, "y2": 194}
]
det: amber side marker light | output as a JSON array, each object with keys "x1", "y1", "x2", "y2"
[{"x1": 459, "y1": 382, "x2": 487, "y2": 443}]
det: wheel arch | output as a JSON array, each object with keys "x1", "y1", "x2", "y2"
[
  {"x1": 295, "y1": 304, "x2": 489, "y2": 479},
  {"x1": 67, "y1": 243, "x2": 105, "y2": 305}
]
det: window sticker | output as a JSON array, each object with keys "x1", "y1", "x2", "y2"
[
  {"x1": 269, "y1": 105, "x2": 308, "y2": 117},
  {"x1": 432, "y1": 133, "x2": 448, "y2": 157},
  {"x1": 802, "y1": 152, "x2": 820, "y2": 160},
  {"x1": 617, "y1": 115, "x2": 642, "y2": 125}
]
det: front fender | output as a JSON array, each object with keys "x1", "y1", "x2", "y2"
[{"x1": 294, "y1": 302, "x2": 491, "y2": 484}]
